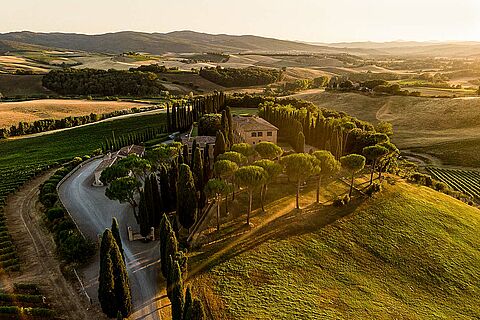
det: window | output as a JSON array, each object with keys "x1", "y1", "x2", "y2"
[
  {"x1": 258, "y1": 132, "x2": 263, "y2": 137},
  {"x1": 251, "y1": 132, "x2": 257, "y2": 137},
  {"x1": 267, "y1": 131, "x2": 272, "y2": 136}
]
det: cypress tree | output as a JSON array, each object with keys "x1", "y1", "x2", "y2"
[
  {"x1": 183, "y1": 286, "x2": 193, "y2": 320},
  {"x1": 111, "y1": 218, "x2": 124, "y2": 261},
  {"x1": 185, "y1": 298, "x2": 206, "y2": 320},
  {"x1": 160, "y1": 215, "x2": 178, "y2": 278},
  {"x1": 225, "y1": 106, "x2": 234, "y2": 146},
  {"x1": 221, "y1": 110, "x2": 230, "y2": 147},
  {"x1": 169, "y1": 258, "x2": 184, "y2": 320},
  {"x1": 138, "y1": 191, "x2": 150, "y2": 238},
  {"x1": 296, "y1": 131, "x2": 305, "y2": 153},
  {"x1": 98, "y1": 230, "x2": 117, "y2": 318},
  {"x1": 191, "y1": 139, "x2": 197, "y2": 167},
  {"x1": 110, "y1": 238, "x2": 132, "y2": 318},
  {"x1": 214, "y1": 131, "x2": 226, "y2": 160},
  {"x1": 177, "y1": 164, "x2": 197, "y2": 230},
  {"x1": 150, "y1": 174, "x2": 162, "y2": 227},
  {"x1": 144, "y1": 175, "x2": 154, "y2": 229},
  {"x1": 193, "y1": 148, "x2": 205, "y2": 209},
  {"x1": 182, "y1": 144, "x2": 189, "y2": 166}
]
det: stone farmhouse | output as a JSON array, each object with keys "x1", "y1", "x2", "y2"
[{"x1": 232, "y1": 115, "x2": 278, "y2": 145}]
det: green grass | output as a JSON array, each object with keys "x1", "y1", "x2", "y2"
[
  {"x1": 411, "y1": 138, "x2": 480, "y2": 168},
  {"x1": 230, "y1": 107, "x2": 258, "y2": 116},
  {"x1": 198, "y1": 182, "x2": 480, "y2": 319}
]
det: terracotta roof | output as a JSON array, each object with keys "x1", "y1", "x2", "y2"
[
  {"x1": 181, "y1": 136, "x2": 216, "y2": 147},
  {"x1": 95, "y1": 157, "x2": 117, "y2": 173},
  {"x1": 232, "y1": 115, "x2": 278, "y2": 132}
]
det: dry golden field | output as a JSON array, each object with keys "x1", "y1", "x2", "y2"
[{"x1": 0, "y1": 99, "x2": 149, "y2": 128}]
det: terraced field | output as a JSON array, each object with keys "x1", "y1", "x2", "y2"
[{"x1": 426, "y1": 167, "x2": 480, "y2": 200}]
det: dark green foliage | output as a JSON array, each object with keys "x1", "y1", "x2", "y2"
[
  {"x1": 159, "y1": 214, "x2": 179, "y2": 278},
  {"x1": 193, "y1": 148, "x2": 205, "y2": 208},
  {"x1": 183, "y1": 286, "x2": 193, "y2": 320},
  {"x1": 43, "y1": 68, "x2": 166, "y2": 96},
  {"x1": 198, "y1": 114, "x2": 222, "y2": 136},
  {"x1": 138, "y1": 191, "x2": 150, "y2": 237},
  {"x1": 225, "y1": 106, "x2": 234, "y2": 147},
  {"x1": 214, "y1": 131, "x2": 226, "y2": 160},
  {"x1": 111, "y1": 218, "x2": 124, "y2": 261},
  {"x1": 296, "y1": 131, "x2": 305, "y2": 153},
  {"x1": 168, "y1": 258, "x2": 184, "y2": 320},
  {"x1": 46, "y1": 207, "x2": 64, "y2": 221},
  {"x1": 98, "y1": 229, "x2": 132, "y2": 318},
  {"x1": 221, "y1": 110, "x2": 230, "y2": 147},
  {"x1": 177, "y1": 164, "x2": 197, "y2": 230},
  {"x1": 200, "y1": 67, "x2": 280, "y2": 87}
]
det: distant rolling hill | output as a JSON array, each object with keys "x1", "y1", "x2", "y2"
[{"x1": 0, "y1": 30, "x2": 374, "y2": 55}]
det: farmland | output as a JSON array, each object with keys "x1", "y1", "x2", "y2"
[
  {"x1": 0, "y1": 284, "x2": 55, "y2": 319},
  {"x1": 0, "y1": 99, "x2": 152, "y2": 128},
  {"x1": 426, "y1": 167, "x2": 480, "y2": 200}
]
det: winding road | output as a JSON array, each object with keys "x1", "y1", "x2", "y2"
[{"x1": 58, "y1": 159, "x2": 162, "y2": 320}]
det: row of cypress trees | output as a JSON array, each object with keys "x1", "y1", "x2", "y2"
[
  {"x1": 98, "y1": 218, "x2": 131, "y2": 318},
  {"x1": 166, "y1": 92, "x2": 227, "y2": 132},
  {"x1": 102, "y1": 127, "x2": 166, "y2": 153},
  {"x1": 159, "y1": 214, "x2": 206, "y2": 320}
]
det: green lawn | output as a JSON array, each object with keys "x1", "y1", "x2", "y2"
[
  {"x1": 193, "y1": 181, "x2": 480, "y2": 319},
  {"x1": 230, "y1": 107, "x2": 258, "y2": 116}
]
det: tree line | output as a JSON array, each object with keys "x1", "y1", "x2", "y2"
[
  {"x1": 42, "y1": 68, "x2": 167, "y2": 96},
  {"x1": 199, "y1": 67, "x2": 281, "y2": 87},
  {"x1": 2, "y1": 106, "x2": 160, "y2": 138}
]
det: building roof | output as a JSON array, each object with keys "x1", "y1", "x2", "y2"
[
  {"x1": 232, "y1": 115, "x2": 278, "y2": 132},
  {"x1": 117, "y1": 145, "x2": 145, "y2": 157},
  {"x1": 181, "y1": 135, "x2": 216, "y2": 147},
  {"x1": 94, "y1": 157, "x2": 117, "y2": 173}
]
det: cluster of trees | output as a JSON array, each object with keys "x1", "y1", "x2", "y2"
[
  {"x1": 269, "y1": 76, "x2": 329, "y2": 95},
  {"x1": 327, "y1": 77, "x2": 421, "y2": 97},
  {"x1": 98, "y1": 220, "x2": 131, "y2": 318},
  {"x1": 102, "y1": 127, "x2": 166, "y2": 153},
  {"x1": 159, "y1": 215, "x2": 206, "y2": 320},
  {"x1": 39, "y1": 158, "x2": 95, "y2": 263},
  {"x1": 199, "y1": 67, "x2": 281, "y2": 87},
  {"x1": 42, "y1": 68, "x2": 167, "y2": 96},
  {"x1": 167, "y1": 92, "x2": 227, "y2": 132}
]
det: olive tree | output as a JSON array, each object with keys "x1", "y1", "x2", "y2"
[
  {"x1": 234, "y1": 166, "x2": 267, "y2": 225},
  {"x1": 340, "y1": 154, "x2": 366, "y2": 197}
]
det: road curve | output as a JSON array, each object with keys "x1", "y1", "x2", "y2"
[{"x1": 58, "y1": 159, "x2": 162, "y2": 320}]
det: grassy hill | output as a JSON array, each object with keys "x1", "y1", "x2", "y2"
[{"x1": 191, "y1": 181, "x2": 480, "y2": 319}]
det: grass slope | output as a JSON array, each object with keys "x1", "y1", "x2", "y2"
[{"x1": 198, "y1": 182, "x2": 480, "y2": 319}]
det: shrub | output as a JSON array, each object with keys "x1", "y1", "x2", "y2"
[
  {"x1": 333, "y1": 195, "x2": 351, "y2": 207},
  {"x1": 40, "y1": 193, "x2": 58, "y2": 208},
  {"x1": 46, "y1": 207, "x2": 65, "y2": 222},
  {"x1": 58, "y1": 231, "x2": 95, "y2": 263}
]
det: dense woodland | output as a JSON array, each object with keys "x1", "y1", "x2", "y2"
[
  {"x1": 199, "y1": 67, "x2": 281, "y2": 87},
  {"x1": 42, "y1": 68, "x2": 166, "y2": 96}
]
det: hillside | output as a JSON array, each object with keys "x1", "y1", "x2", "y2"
[
  {"x1": 192, "y1": 181, "x2": 480, "y2": 319},
  {"x1": 292, "y1": 91, "x2": 480, "y2": 167},
  {"x1": 0, "y1": 31, "x2": 364, "y2": 55}
]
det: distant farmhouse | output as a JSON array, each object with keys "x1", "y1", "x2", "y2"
[
  {"x1": 232, "y1": 115, "x2": 278, "y2": 145},
  {"x1": 93, "y1": 145, "x2": 145, "y2": 186}
]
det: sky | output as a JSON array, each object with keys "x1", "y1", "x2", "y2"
[{"x1": 2, "y1": 0, "x2": 480, "y2": 43}]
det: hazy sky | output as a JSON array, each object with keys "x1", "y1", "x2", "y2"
[{"x1": 2, "y1": 0, "x2": 480, "y2": 42}]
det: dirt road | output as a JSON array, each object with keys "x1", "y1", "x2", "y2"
[
  {"x1": 58, "y1": 159, "x2": 162, "y2": 320},
  {"x1": 2, "y1": 172, "x2": 103, "y2": 319}
]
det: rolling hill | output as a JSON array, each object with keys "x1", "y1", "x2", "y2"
[
  {"x1": 0, "y1": 31, "x2": 372, "y2": 55},
  {"x1": 192, "y1": 181, "x2": 480, "y2": 319}
]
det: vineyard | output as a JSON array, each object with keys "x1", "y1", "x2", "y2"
[
  {"x1": 0, "y1": 283, "x2": 56, "y2": 319},
  {"x1": 426, "y1": 167, "x2": 480, "y2": 201}
]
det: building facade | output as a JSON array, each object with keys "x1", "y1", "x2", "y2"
[{"x1": 232, "y1": 115, "x2": 278, "y2": 145}]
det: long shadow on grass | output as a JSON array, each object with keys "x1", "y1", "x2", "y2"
[{"x1": 189, "y1": 197, "x2": 364, "y2": 278}]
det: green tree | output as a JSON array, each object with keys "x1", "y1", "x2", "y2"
[
  {"x1": 205, "y1": 179, "x2": 232, "y2": 231},
  {"x1": 111, "y1": 217, "x2": 124, "y2": 261},
  {"x1": 159, "y1": 214, "x2": 178, "y2": 277},
  {"x1": 193, "y1": 148, "x2": 205, "y2": 208},
  {"x1": 183, "y1": 286, "x2": 193, "y2": 320},
  {"x1": 168, "y1": 258, "x2": 184, "y2": 320},
  {"x1": 177, "y1": 164, "x2": 197, "y2": 231},
  {"x1": 106, "y1": 176, "x2": 142, "y2": 223},
  {"x1": 225, "y1": 106, "x2": 234, "y2": 147},
  {"x1": 185, "y1": 298, "x2": 206, "y2": 320},
  {"x1": 363, "y1": 145, "x2": 389, "y2": 185},
  {"x1": 254, "y1": 141, "x2": 283, "y2": 160},
  {"x1": 98, "y1": 231, "x2": 117, "y2": 318},
  {"x1": 110, "y1": 235, "x2": 132, "y2": 318},
  {"x1": 312, "y1": 150, "x2": 341, "y2": 203},
  {"x1": 253, "y1": 159, "x2": 282, "y2": 211},
  {"x1": 214, "y1": 131, "x2": 226, "y2": 160},
  {"x1": 296, "y1": 131, "x2": 305, "y2": 153},
  {"x1": 340, "y1": 154, "x2": 366, "y2": 197},
  {"x1": 217, "y1": 151, "x2": 247, "y2": 166},
  {"x1": 231, "y1": 143, "x2": 256, "y2": 160},
  {"x1": 214, "y1": 160, "x2": 238, "y2": 213},
  {"x1": 280, "y1": 153, "x2": 316, "y2": 209},
  {"x1": 234, "y1": 166, "x2": 267, "y2": 225}
]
